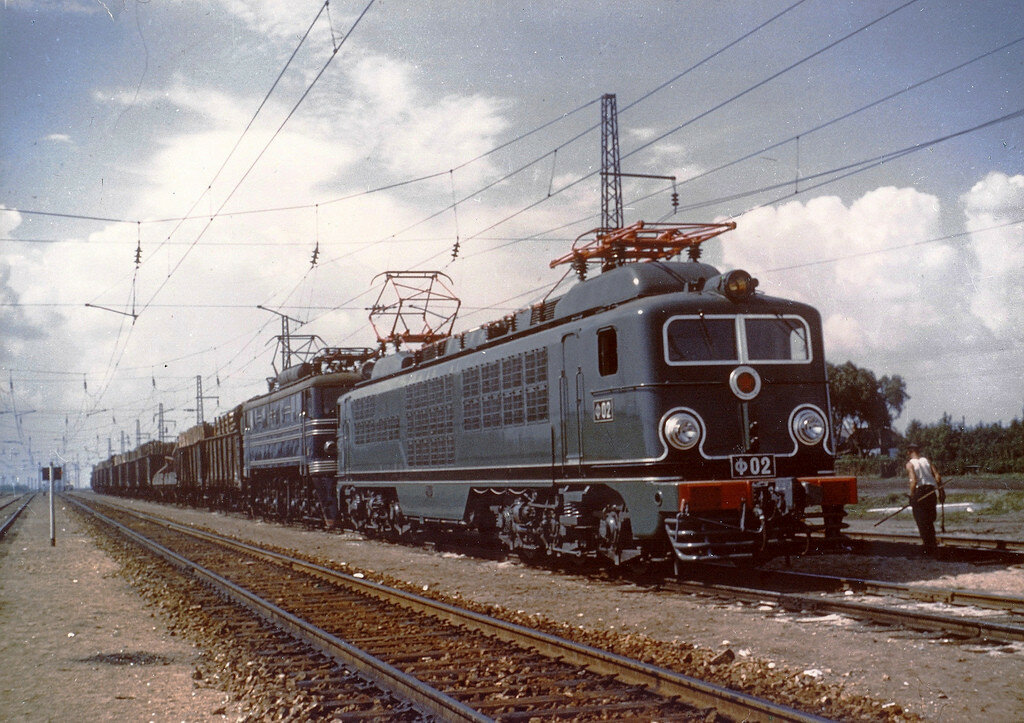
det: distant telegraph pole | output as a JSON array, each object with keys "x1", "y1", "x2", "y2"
[{"x1": 184, "y1": 376, "x2": 218, "y2": 426}]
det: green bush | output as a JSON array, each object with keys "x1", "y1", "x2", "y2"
[{"x1": 904, "y1": 416, "x2": 1024, "y2": 474}]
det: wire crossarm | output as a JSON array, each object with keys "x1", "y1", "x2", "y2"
[
  {"x1": 369, "y1": 271, "x2": 461, "y2": 347},
  {"x1": 550, "y1": 220, "x2": 737, "y2": 276}
]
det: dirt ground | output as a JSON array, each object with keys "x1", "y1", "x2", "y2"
[
  {"x1": 86, "y1": 491, "x2": 1024, "y2": 722},
  {"x1": 3, "y1": 490, "x2": 1022, "y2": 721},
  {"x1": 0, "y1": 496, "x2": 241, "y2": 722}
]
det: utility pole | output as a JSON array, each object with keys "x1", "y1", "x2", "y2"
[
  {"x1": 196, "y1": 376, "x2": 204, "y2": 425},
  {"x1": 136, "y1": 418, "x2": 142, "y2": 447},
  {"x1": 153, "y1": 403, "x2": 176, "y2": 442},
  {"x1": 257, "y1": 305, "x2": 318, "y2": 374},
  {"x1": 184, "y1": 376, "x2": 218, "y2": 426}
]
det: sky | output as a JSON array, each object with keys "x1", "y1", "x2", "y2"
[{"x1": 1, "y1": 0, "x2": 1022, "y2": 483}]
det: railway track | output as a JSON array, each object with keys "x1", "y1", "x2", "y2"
[
  {"x1": 0, "y1": 493, "x2": 33, "y2": 540},
  {"x1": 68, "y1": 495, "x2": 827, "y2": 723},
  {"x1": 839, "y1": 530, "x2": 1024, "y2": 562},
  {"x1": 670, "y1": 563, "x2": 1024, "y2": 644}
]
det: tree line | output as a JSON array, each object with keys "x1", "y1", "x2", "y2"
[{"x1": 827, "y1": 361, "x2": 1023, "y2": 474}]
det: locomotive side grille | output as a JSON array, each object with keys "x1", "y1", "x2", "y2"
[
  {"x1": 406, "y1": 375, "x2": 456, "y2": 466},
  {"x1": 462, "y1": 348, "x2": 549, "y2": 432}
]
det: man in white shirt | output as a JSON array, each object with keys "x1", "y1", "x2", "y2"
[{"x1": 906, "y1": 444, "x2": 944, "y2": 555}]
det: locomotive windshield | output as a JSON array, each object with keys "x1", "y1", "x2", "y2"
[
  {"x1": 664, "y1": 314, "x2": 811, "y2": 365},
  {"x1": 745, "y1": 317, "x2": 810, "y2": 361},
  {"x1": 664, "y1": 318, "x2": 736, "y2": 362}
]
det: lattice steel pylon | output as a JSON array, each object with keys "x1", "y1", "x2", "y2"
[{"x1": 600, "y1": 93, "x2": 623, "y2": 231}]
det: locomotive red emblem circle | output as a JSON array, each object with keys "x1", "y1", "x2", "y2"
[{"x1": 729, "y1": 365, "x2": 761, "y2": 400}]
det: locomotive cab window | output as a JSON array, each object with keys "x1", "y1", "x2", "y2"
[
  {"x1": 743, "y1": 316, "x2": 811, "y2": 362},
  {"x1": 597, "y1": 327, "x2": 618, "y2": 376},
  {"x1": 664, "y1": 314, "x2": 812, "y2": 365},
  {"x1": 664, "y1": 317, "x2": 737, "y2": 364}
]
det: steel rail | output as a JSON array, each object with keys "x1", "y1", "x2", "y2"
[
  {"x1": 74, "y1": 496, "x2": 831, "y2": 723},
  {"x1": 0, "y1": 494, "x2": 34, "y2": 540},
  {"x1": 671, "y1": 570, "x2": 1024, "y2": 643},
  {"x1": 726, "y1": 566, "x2": 1024, "y2": 614},
  {"x1": 844, "y1": 530, "x2": 1024, "y2": 555},
  {"x1": 66, "y1": 495, "x2": 488, "y2": 723}
]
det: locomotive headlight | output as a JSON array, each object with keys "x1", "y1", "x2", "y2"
[
  {"x1": 791, "y1": 407, "x2": 826, "y2": 445},
  {"x1": 710, "y1": 269, "x2": 759, "y2": 302},
  {"x1": 663, "y1": 410, "x2": 703, "y2": 451}
]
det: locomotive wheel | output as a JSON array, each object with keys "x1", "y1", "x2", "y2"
[
  {"x1": 822, "y1": 504, "x2": 846, "y2": 540},
  {"x1": 385, "y1": 499, "x2": 410, "y2": 541},
  {"x1": 514, "y1": 531, "x2": 547, "y2": 563},
  {"x1": 497, "y1": 496, "x2": 547, "y2": 563},
  {"x1": 595, "y1": 504, "x2": 639, "y2": 566}
]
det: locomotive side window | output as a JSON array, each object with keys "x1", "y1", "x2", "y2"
[
  {"x1": 743, "y1": 317, "x2": 811, "y2": 362},
  {"x1": 321, "y1": 386, "x2": 345, "y2": 415},
  {"x1": 597, "y1": 327, "x2": 618, "y2": 376},
  {"x1": 664, "y1": 317, "x2": 737, "y2": 364}
]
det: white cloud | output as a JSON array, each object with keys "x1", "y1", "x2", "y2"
[
  {"x1": 4, "y1": 50, "x2": 520, "y2": 436},
  {"x1": 0, "y1": 208, "x2": 47, "y2": 361},
  {"x1": 715, "y1": 182, "x2": 1023, "y2": 426},
  {"x1": 215, "y1": 0, "x2": 351, "y2": 42},
  {"x1": 341, "y1": 54, "x2": 509, "y2": 185},
  {"x1": 722, "y1": 186, "x2": 952, "y2": 348},
  {"x1": 961, "y1": 172, "x2": 1024, "y2": 337},
  {"x1": 42, "y1": 133, "x2": 73, "y2": 144},
  {"x1": 0, "y1": 205, "x2": 22, "y2": 236}
]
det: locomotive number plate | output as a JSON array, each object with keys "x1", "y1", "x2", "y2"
[
  {"x1": 730, "y1": 454, "x2": 775, "y2": 478},
  {"x1": 593, "y1": 399, "x2": 614, "y2": 423}
]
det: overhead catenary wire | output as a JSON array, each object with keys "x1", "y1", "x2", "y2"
[
  {"x1": 387, "y1": 0, "x2": 927, "y2": 273},
  {"x1": 14, "y1": 2, "x2": 1022, "y2": 449},
  {"x1": 70, "y1": 0, "x2": 380, "y2": 444},
  {"x1": 141, "y1": 1, "x2": 334, "y2": 271},
  {"x1": 622, "y1": 0, "x2": 922, "y2": 163},
  {"x1": 138, "y1": 0, "x2": 378, "y2": 318},
  {"x1": 234, "y1": 0, "x2": 969, "y2": 334}
]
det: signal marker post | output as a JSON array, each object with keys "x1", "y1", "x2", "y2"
[{"x1": 42, "y1": 464, "x2": 61, "y2": 546}]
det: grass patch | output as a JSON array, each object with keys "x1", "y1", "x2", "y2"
[{"x1": 845, "y1": 489, "x2": 1024, "y2": 519}]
